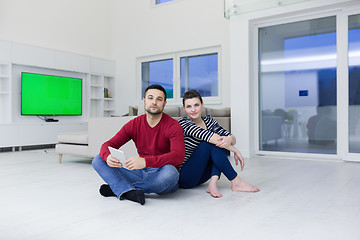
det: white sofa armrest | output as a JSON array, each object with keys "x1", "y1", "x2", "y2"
[{"x1": 88, "y1": 117, "x2": 138, "y2": 158}]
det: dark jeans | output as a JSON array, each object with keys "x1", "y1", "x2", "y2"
[{"x1": 179, "y1": 142, "x2": 237, "y2": 189}]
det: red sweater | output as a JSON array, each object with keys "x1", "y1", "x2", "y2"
[{"x1": 100, "y1": 113, "x2": 185, "y2": 168}]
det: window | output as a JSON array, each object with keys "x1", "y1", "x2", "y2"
[
  {"x1": 141, "y1": 59, "x2": 174, "y2": 99},
  {"x1": 155, "y1": 0, "x2": 174, "y2": 5},
  {"x1": 348, "y1": 14, "x2": 360, "y2": 153},
  {"x1": 180, "y1": 53, "x2": 218, "y2": 97},
  {"x1": 139, "y1": 47, "x2": 220, "y2": 103}
]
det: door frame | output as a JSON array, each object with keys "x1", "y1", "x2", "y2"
[{"x1": 252, "y1": 5, "x2": 360, "y2": 162}]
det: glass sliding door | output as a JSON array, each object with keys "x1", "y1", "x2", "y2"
[
  {"x1": 348, "y1": 14, "x2": 360, "y2": 153},
  {"x1": 258, "y1": 16, "x2": 337, "y2": 154}
]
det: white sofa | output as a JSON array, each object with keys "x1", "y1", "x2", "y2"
[
  {"x1": 56, "y1": 116, "x2": 137, "y2": 163},
  {"x1": 55, "y1": 106, "x2": 231, "y2": 163}
]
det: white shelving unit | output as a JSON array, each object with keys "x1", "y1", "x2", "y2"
[
  {"x1": 90, "y1": 74, "x2": 115, "y2": 117},
  {"x1": 0, "y1": 62, "x2": 12, "y2": 123},
  {"x1": 0, "y1": 40, "x2": 116, "y2": 149},
  {"x1": 104, "y1": 75, "x2": 115, "y2": 117}
]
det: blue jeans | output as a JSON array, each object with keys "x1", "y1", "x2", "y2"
[
  {"x1": 179, "y1": 142, "x2": 237, "y2": 189},
  {"x1": 92, "y1": 154, "x2": 179, "y2": 199}
]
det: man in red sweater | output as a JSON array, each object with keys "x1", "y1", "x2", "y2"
[{"x1": 92, "y1": 84, "x2": 185, "y2": 205}]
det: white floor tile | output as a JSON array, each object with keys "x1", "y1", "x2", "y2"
[{"x1": 0, "y1": 149, "x2": 359, "y2": 240}]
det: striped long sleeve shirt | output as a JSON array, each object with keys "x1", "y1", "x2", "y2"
[{"x1": 178, "y1": 115, "x2": 231, "y2": 168}]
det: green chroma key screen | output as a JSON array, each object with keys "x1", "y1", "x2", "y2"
[{"x1": 21, "y1": 72, "x2": 82, "y2": 115}]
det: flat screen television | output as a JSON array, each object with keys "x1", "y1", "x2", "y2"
[{"x1": 21, "y1": 72, "x2": 82, "y2": 116}]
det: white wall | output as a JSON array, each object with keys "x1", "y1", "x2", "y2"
[
  {"x1": 0, "y1": 1, "x2": 115, "y2": 148},
  {"x1": 111, "y1": 0, "x2": 231, "y2": 115},
  {"x1": 0, "y1": 0, "x2": 113, "y2": 60},
  {"x1": 0, "y1": 0, "x2": 231, "y2": 116}
]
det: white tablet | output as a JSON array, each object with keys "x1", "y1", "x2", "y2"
[{"x1": 108, "y1": 146, "x2": 128, "y2": 169}]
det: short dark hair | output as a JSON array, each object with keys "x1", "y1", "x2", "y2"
[
  {"x1": 182, "y1": 90, "x2": 203, "y2": 106},
  {"x1": 144, "y1": 84, "x2": 167, "y2": 101}
]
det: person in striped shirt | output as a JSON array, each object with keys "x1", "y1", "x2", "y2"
[{"x1": 178, "y1": 90, "x2": 259, "y2": 198}]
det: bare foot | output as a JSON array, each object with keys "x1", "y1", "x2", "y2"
[
  {"x1": 231, "y1": 176, "x2": 260, "y2": 192},
  {"x1": 206, "y1": 176, "x2": 223, "y2": 198}
]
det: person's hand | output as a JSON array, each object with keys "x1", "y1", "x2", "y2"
[
  {"x1": 215, "y1": 136, "x2": 233, "y2": 149},
  {"x1": 106, "y1": 154, "x2": 123, "y2": 168},
  {"x1": 125, "y1": 156, "x2": 146, "y2": 170},
  {"x1": 234, "y1": 151, "x2": 245, "y2": 171}
]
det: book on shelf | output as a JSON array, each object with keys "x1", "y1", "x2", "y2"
[{"x1": 104, "y1": 88, "x2": 109, "y2": 98}]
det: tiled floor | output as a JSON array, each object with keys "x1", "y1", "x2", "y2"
[{"x1": 1, "y1": 149, "x2": 359, "y2": 240}]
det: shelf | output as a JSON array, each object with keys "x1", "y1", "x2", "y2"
[
  {"x1": 0, "y1": 62, "x2": 11, "y2": 123},
  {"x1": 90, "y1": 84, "x2": 103, "y2": 88},
  {"x1": 89, "y1": 73, "x2": 115, "y2": 118},
  {"x1": 0, "y1": 64, "x2": 11, "y2": 76}
]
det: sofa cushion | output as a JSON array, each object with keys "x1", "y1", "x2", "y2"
[
  {"x1": 179, "y1": 106, "x2": 208, "y2": 117},
  {"x1": 179, "y1": 107, "x2": 186, "y2": 117},
  {"x1": 206, "y1": 107, "x2": 230, "y2": 117},
  {"x1": 213, "y1": 117, "x2": 231, "y2": 132},
  {"x1": 163, "y1": 106, "x2": 180, "y2": 117},
  {"x1": 128, "y1": 106, "x2": 138, "y2": 116},
  {"x1": 55, "y1": 143, "x2": 90, "y2": 157},
  {"x1": 137, "y1": 103, "x2": 180, "y2": 117},
  {"x1": 57, "y1": 131, "x2": 88, "y2": 145},
  {"x1": 137, "y1": 101, "x2": 145, "y2": 115}
]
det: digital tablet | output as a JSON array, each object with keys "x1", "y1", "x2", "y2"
[{"x1": 108, "y1": 146, "x2": 128, "y2": 169}]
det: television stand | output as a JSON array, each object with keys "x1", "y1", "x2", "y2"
[
  {"x1": 45, "y1": 118, "x2": 59, "y2": 122},
  {"x1": 38, "y1": 116, "x2": 59, "y2": 122}
]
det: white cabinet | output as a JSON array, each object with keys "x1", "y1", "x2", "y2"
[
  {"x1": 89, "y1": 74, "x2": 115, "y2": 117},
  {"x1": 0, "y1": 122, "x2": 87, "y2": 148},
  {"x1": 0, "y1": 62, "x2": 11, "y2": 123}
]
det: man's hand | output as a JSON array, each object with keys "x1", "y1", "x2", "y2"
[
  {"x1": 125, "y1": 156, "x2": 146, "y2": 170},
  {"x1": 106, "y1": 154, "x2": 123, "y2": 168}
]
